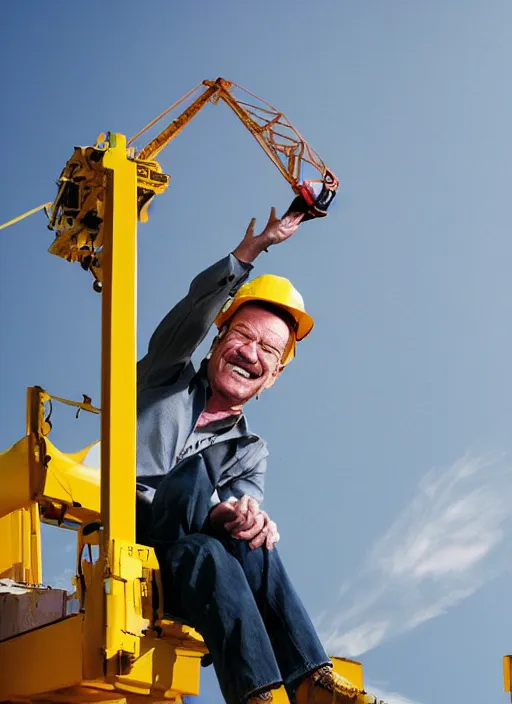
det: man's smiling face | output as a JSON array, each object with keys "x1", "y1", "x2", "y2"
[{"x1": 207, "y1": 303, "x2": 291, "y2": 409}]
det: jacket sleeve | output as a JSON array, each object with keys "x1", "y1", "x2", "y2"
[
  {"x1": 138, "y1": 253, "x2": 252, "y2": 388},
  {"x1": 215, "y1": 454, "x2": 268, "y2": 505}
]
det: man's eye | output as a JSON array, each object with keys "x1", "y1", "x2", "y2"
[{"x1": 260, "y1": 345, "x2": 280, "y2": 357}]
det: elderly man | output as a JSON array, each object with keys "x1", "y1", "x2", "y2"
[{"x1": 136, "y1": 208, "x2": 371, "y2": 704}]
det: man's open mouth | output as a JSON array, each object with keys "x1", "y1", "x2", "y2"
[{"x1": 226, "y1": 363, "x2": 260, "y2": 380}]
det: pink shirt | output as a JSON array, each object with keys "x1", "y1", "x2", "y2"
[{"x1": 195, "y1": 409, "x2": 241, "y2": 428}]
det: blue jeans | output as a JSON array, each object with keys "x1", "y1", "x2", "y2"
[{"x1": 150, "y1": 453, "x2": 330, "y2": 704}]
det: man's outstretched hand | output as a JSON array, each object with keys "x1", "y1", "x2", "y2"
[
  {"x1": 209, "y1": 495, "x2": 280, "y2": 550},
  {"x1": 232, "y1": 207, "x2": 304, "y2": 264}
]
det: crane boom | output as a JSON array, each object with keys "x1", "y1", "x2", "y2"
[
  {"x1": 136, "y1": 81, "x2": 221, "y2": 161},
  {"x1": 43, "y1": 76, "x2": 338, "y2": 290},
  {"x1": 132, "y1": 76, "x2": 337, "y2": 197},
  {"x1": 134, "y1": 77, "x2": 337, "y2": 197}
]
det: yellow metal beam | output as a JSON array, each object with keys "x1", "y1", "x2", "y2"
[
  {"x1": 30, "y1": 501, "x2": 42, "y2": 583},
  {"x1": 137, "y1": 83, "x2": 220, "y2": 161},
  {"x1": 0, "y1": 508, "x2": 30, "y2": 581},
  {"x1": 331, "y1": 656, "x2": 364, "y2": 690},
  {"x1": 0, "y1": 615, "x2": 83, "y2": 699},
  {"x1": 100, "y1": 134, "x2": 138, "y2": 544},
  {"x1": 504, "y1": 654, "x2": 512, "y2": 693},
  {"x1": 99, "y1": 134, "x2": 139, "y2": 669}
]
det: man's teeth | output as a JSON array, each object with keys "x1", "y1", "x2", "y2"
[{"x1": 229, "y1": 364, "x2": 251, "y2": 379}]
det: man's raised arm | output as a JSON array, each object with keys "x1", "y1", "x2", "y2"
[
  {"x1": 137, "y1": 253, "x2": 251, "y2": 387},
  {"x1": 137, "y1": 208, "x2": 304, "y2": 388}
]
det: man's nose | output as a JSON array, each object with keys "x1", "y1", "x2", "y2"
[{"x1": 237, "y1": 340, "x2": 259, "y2": 364}]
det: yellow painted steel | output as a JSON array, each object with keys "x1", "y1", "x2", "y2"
[
  {"x1": 0, "y1": 201, "x2": 52, "y2": 231},
  {"x1": 0, "y1": 508, "x2": 32, "y2": 581},
  {"x1": 30, "y1": 500, "x2": 42, "y2": 583},
  {"x1": 0, "y1": 615, "x2": 84, "y2": 698},
  {"x1": 42, "y1": 436, "x2": 101, "y2": 520},
  {"x1": 332, "y1": 657, "x2": 364, "y2": 691},
  {"x1": 98, "y1": 136, "x2": 140, "y2": 680},
  {"x1": 0, "y1": 436, "x2": 32, "y2": 517},
  {"x1": 504, "y1": 655, "x2": 512, "y2": 692},
  {"x1": 137, "y1": 83, "x2": 219, "y2": 161},
  {"x1": 30, "y1": 690, "x2": 132, "y2": 704},
  {"x1": 0, "y1": 134, "x2": 204, "y2": 702},
  {"x1": 0, "y1": 132, "x2": 379, "y2": 704},
  {"x1": 0, "y1": 387, "x2": 102, "y2": 528},
  {"x1": 111, "y1": 639, "x2": 204, "y2": 698},
  {"x1": 100, "y1": 134, "x2": 137, "y2": 545}
]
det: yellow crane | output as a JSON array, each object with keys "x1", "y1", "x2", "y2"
[
  {"x1": 0, "y1": 76, "x2": 390, "y2": 704},
  {"x1": 45, "y1": 77, "x2": 338, "y2": 292}
]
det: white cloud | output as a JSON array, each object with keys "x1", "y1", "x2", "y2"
[
  {"x1": 52, "y1": 567, "x2": 75, "y2": 593},
  {"x1": 366, "y1": 682, "x2": 422, "y2": 704},
  {"x1": 317, "y1": 449, "x2": 512, "y2": 658}
]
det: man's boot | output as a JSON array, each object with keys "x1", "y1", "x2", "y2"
[
  {"x1": 246, "y1": 690, "x2": 273, "y2": 703},
  {"x1": 296, "y1": 665, "x2": 380, "y2": 703}
]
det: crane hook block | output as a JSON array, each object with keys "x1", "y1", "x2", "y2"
[{"x1": 285, "y1": 181, "x2": 337, "y2": 222}]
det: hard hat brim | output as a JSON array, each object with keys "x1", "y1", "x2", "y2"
[{"x1": 215, "y1": 294, "x2": 314, "y2": 341}]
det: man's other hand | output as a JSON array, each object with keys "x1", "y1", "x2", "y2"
[
  {"x1": 209, "y1": 495, "x2": 280, "y2": 550},
  {"x1": 233, "y1": 207, "x2": 304, "y2": 264}
]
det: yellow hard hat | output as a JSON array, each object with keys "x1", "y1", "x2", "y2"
[{"x1": 215, "y1": 274, "x2": 314, "y2": 365}]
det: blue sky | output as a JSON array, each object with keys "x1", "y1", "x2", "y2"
[{"x1": 1, "y1": 2, "x2": 512, "y2": 703}]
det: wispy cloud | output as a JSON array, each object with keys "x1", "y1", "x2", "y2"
[
  {"x1": 52, "y1": 567, "x2": 75, "y2": 592},
  {"x1": 317, "y1": 449, "x2": 512, "y2": 657},
  {"x1": 366, "y1": 682, "x2": 422, "y2": 704}
]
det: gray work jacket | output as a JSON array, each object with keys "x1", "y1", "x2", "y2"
[{"x1": 136, "y1": 254, "x2": 269, "y2": 504}]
